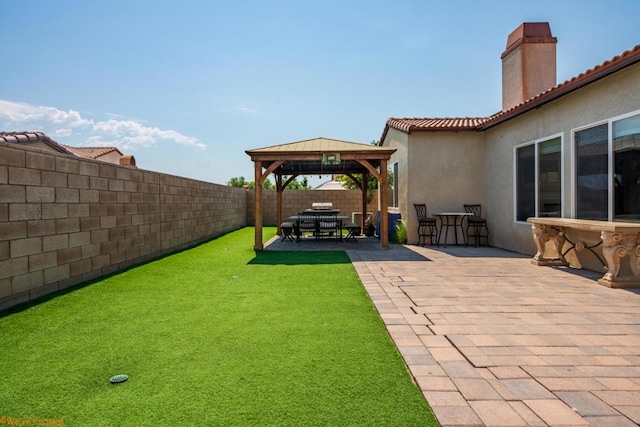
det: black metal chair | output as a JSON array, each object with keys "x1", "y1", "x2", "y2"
[
  {"x1": 464, "y1": 204, "x2": 489, "y2": 247},
  {"x1": 280, "y1": 222, "x2": 295, "y2": 242},
  {"x1": 413, "y1": 204, "x2": 437, "y2": 246},
  {"x1": 344, "y1": 223, "x2": 361, "y2": 242}
]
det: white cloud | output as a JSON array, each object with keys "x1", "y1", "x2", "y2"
[
  {"x1": 0, "y1": 99, "x2": 206, "y2": 151},
  {"x1": 55, "y1": 128, "x2": 73, "y2": 137},
  {"x1": 0, "y1": 99, "x2": 93, "y2": 136},
  {"x1": 92, "y1": 120, "x2": 206, "y2": 150}
]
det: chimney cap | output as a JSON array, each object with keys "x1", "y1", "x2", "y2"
[{"x1": 502, "y1": 22, "x2": 557, "y2": 58}]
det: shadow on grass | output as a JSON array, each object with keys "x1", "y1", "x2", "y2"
[{"x1": 248, "y1": 250, "x2": 351, "y2": 266}]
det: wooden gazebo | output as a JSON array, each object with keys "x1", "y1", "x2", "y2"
[{"x1": 245, "y1": 137, "x2": 397, "y2": 250}]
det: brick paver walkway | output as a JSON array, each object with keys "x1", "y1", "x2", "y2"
[
  {"x1": 348, "y1": 244, "x2": 640, "y2": 427},
  {"x1": 267, "y1": 237, "x2": 640, "y2": 426}
]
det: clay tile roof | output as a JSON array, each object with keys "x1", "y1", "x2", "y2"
[
  {"x1": 385, "y1": 117, "x2": 488, "y2": 133},
  {"x1": 0, "y1": 131, "x2": 74, "y2": 155},
  {"x1": 381, "y1": 43, "x2": 640, "y2": 142},
  {"x1": 62, "y1": 145, "x2": 123, "y2": 159}
]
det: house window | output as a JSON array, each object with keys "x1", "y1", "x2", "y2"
[
  {"x1": 515, "y1": 136, "x2": 562, "y2": 221},
  {"x1": 575, "y1": 124, "x2": 608, "y2": 219},
  {"x1": 613, "y1": 114, "x2": 640, "y2": 221},
  {"x1": 392, "y1": 162, "x2": 399, "y2": 207},
  {"x1": 574, "y1": 111, "x2": 640, "y2": 221}
]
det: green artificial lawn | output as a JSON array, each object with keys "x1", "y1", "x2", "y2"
[{"x1": 0, "y1": 227, "x2": 437, "y2": 426}]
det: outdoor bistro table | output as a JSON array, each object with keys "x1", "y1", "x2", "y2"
[
  {"x1": 289, "y1": 215, "x2": 350, "y2": 242},
  {"x1": 435, "y1": 212, "x2": 472, "y2": 246}
]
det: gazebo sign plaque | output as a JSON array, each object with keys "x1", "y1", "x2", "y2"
[{"x1": 322, "y1": 153, "x2": 340, "y2": 165}]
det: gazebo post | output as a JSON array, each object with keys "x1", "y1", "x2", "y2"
[
  {"x1": 254, "y1": 161, "x2": 263, "y2": 251},
  {"x1": 361, "y1": 170, "x2": 368, "y2": 233},
  {"x1": 276, "y1": 175, "x2": 283, "y2": 236},
  {"x1": 379, "y1": 160, "x2": 389, "y2": 249}
]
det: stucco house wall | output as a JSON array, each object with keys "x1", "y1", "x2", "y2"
[
  {"x1": 484, "y1": 62, "x2": 640, "y2": 257},
  {"x1": 382, "y1": 43, "x2": 640, "y2": 272},
  {"x1": 384, "y1": 128, "x2": 485, "y2": 245},
  {"x1": 96, "y1": 150, "x2": 124, "y2": 165},
  {"x1": 385, "y1": 127, "x2": 409, "y2": 201}
]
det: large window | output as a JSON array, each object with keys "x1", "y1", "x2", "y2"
[
  {"x1": 575, "y1": 111, "x2": 640, "y2": 221},
  {"x1": 575, "y1": 124, "x2": 608, "y2": 219},
  {"x1": 614, "y1": 114, "x2": 640, "y2": 220},
  {"x1": 515, "y1": 136, "x2": 562, "y2": 221},
  {"x1": 392, "y1": 162, "x2": 399, "y2": 207}
]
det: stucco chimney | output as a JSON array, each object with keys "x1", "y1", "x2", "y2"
[{"x1": 501, "y1": 22, "x2": 557, "y2": 111}]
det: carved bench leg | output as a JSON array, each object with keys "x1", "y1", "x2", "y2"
[
  {"x1": 598, "y1": 231, "x2": 640, "y2": 288},
  {"x1": 531, "y1": 224, "x2": 569, "y2": 266}
]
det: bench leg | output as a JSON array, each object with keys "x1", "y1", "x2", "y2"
[
  {"x1": 599, "y1": 231, "x2": 640, "y2": 287},
  {"x1": 530, "y1": 224, "x2": 568, "y2": 266}
]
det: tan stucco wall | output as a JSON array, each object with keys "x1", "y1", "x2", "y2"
[
  {"x1": 383, "y1": 128, "x2": 485, "y2": 244},
  {"x1": 382, "y1": 128, "x2": 410, "y2": 233},
  {"x1": 383, "y1": 127, "x2": 409, "y2": 205},
  {"x1": 96, "y1": 150, "x2": 124, "y2": 165},
  {"x1": 384, "y1": 62, "x2": 640, "y2": 260},
  {"x1": 484, "y1": 62, "x2": 640, "y2": 259}
]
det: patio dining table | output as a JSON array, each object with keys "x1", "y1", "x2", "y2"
[
  {"x1": 434, "y1": 212, "x2": 472, "y2": 246},
  {"x1": 289, "y1": 215, "x2": 350, "y2": 242}
]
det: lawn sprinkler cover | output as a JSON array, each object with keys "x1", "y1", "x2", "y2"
[{"x1": 109, "y1": 374, "x2": 129, "y2": 384}]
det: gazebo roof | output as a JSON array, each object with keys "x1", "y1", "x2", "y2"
[{"x1": 245, "y1": 137, "x2": 396, "y2": 175}]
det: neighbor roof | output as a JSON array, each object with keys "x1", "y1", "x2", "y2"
[
  {"x1": 381, "y1": 44, "x2": 640, "y2": 142},
  {"x1": 62, "y1": 145, "x2": 123, "y2": 159},
  {"x1": 0, "y1": 131, "x2": 74, "y2": 155}
]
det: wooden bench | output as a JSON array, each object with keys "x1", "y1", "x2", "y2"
[{"x1": 527, "y1": 217, "x2": 640, "y2": 288}]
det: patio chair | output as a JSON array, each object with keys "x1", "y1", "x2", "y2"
[
  {"x1": 464, "y1": 204, "x2": 489, "y2": 247},
  {"x1": 344, "y1": 223, "x2": 361, "y2": 242},
  {"x1": 413, "y1": 204, "x2": 437, "y2": 246},
  {"x1": 280, "y1": 222, "x2": 294, "y2": 242}
]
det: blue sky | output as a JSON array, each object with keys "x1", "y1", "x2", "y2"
[{"x1": 2, "y1": 0, "x2": 639, "y2": 187}]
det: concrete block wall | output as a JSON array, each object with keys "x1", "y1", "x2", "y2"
[
  {"x1": 246, "y1": 189, "x2": 381, "y2": 226},
  {"x1": 0, "y1": 143, "x2": 247, "y2": 311}
]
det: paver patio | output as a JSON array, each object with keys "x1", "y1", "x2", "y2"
[{"x1": 267, "y1": 237, "x2": 640, "y2": 426}]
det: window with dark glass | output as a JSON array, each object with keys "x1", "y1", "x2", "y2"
[
  {"x1": 613, "y1": 114, "x2": 640, "y2": 221},
  {"x1": 538, "y1": 138, "x2": 562, "y2": 217},
  {"x1": 516, "y1": 144, "x2": 535, "y2": 221},
  {"x1": 392, "y1": 162, "x2": 399, "y2": 208},
  {"x1": 575, "y1": 124, "x2": 608, "y2": 220}
]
